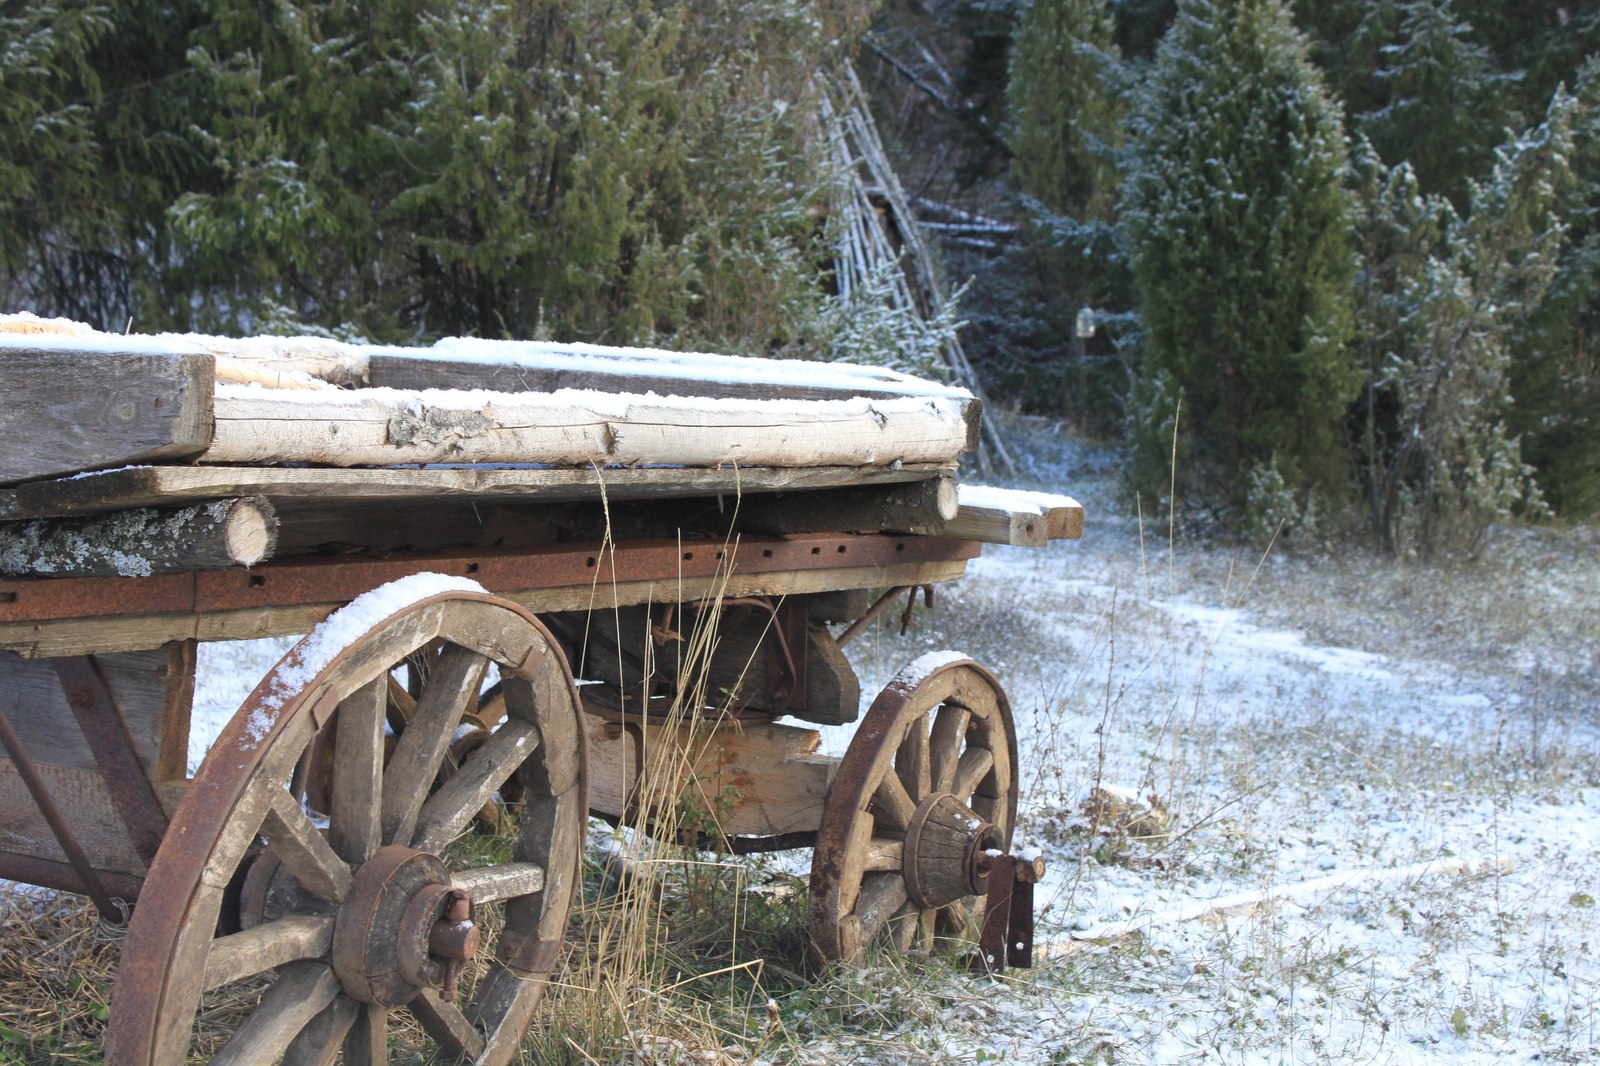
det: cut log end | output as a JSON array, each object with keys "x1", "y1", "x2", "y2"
[{"x1": 223, "y1": 498, "x2": 279, "y2": 567}]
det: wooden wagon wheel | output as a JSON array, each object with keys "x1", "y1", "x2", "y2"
[
  {"x1": 106, "y1": 580, "x2": 587, "y2": 1065},
  {"x1": 809, "y1": 654, "x2": 1017, "y2": 964}
]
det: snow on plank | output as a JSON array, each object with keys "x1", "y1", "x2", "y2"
[{"x1": 1, "y1": 324, "x2": 978, "y2": 482}]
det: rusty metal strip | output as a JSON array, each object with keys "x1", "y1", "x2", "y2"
[
  {"x1": 0, "y1": 533, "x2": 981, "y2": 625},
  {"x1": 0, "y1": 851, "x2": 143, "y2": 904},
  {"x1": 53, "y1": 657, "x2": 171, "y2": 865},
  {"x1": 974, "y1": 853, "x2": 1017, "y2": 974},
  {"x1": 0, "y1": 699, "x2": 123, "y2": 919},
  {"x1": 1007, "y1": 875, "x2": 1035, "y2": 969}
]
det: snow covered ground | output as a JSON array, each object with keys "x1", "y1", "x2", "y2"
[
  {"x1": 162, "y1": 424, "x2": 1600, "y2": 1064},
  {"x1": 777, "y1": 427, "x2": 1600, "y2": 1065}
]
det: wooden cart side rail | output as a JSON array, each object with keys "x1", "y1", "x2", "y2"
[
  {"x1": 0, "y1": 534, "x2": 979, "y2": 658},
  {"x1": 0, "y1": 462, "x2": 956, "y2": 521}
]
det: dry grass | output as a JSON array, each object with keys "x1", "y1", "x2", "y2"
[{"x1": 0, "y1": 890, "x2": 119, "y2": 1062}]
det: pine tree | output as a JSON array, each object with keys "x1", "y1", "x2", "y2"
[
  {"x1": 1120, "y1": 0, "x2": 1358, "y2": 522},
  {"x1": 1002, "y1": 0, "x2": 1126, "y2": 424},
  {"x1": 1353, "y1": 92, "x2": 1576, "y2": 553},
  {"x1": 1506, "y1": 61, "x2": 1600, "y2": 518},
  {"x1": 1359, "y1": 0, "x2": 1508, "y2": 208}
]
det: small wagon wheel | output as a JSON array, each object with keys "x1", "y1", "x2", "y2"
[
  {"x1": 106, "y1": 580, "x2": 587, "y2": 1065},
  {"x1": 809, "y1": 654, "x2": 1018, "y2": 964}
]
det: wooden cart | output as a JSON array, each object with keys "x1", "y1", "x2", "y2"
[{"x1": 0, "y1": 323, "x2": 1081, "y2": 1064}]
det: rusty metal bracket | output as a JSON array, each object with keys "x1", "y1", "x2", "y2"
[
  {"x1": 54, "y1": 656, "x2": 170, "y2": 866},
  {"x1": 898, "y1": 584, "x2": 935, "y2": 636},
  {"x1": 972, "y1": 851, "x2": 1046, "y2": 975}
]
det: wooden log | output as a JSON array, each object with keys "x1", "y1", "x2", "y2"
[
  {"x1": 0, "y1": 497, "x2": 278, "y2": 577},
  {"x1": 0, "y1": 462, "x2": 955, "y2": 521},
  {"x1": 203, "y1": 386, "x2": 974, "y2": 469},
  {"x1": 0, "y1": 340, "x2": 213, "y2": 484}
]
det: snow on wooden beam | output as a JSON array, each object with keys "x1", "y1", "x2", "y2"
[
  {"x1": 0, "y1": 496, "x2": 278, "y2": 578},
  {"x1": 914, "y1": 485, "x2": 1085, "y2": 546},
  {"x1": 203, "y1": 385, "x2": 973, "y2": 469},
  {"x1": 0, "y1": 337, "x2": 213, "y2": 485},
  {"x1": 2, "y1": 324, "x2": 980, "y2": 481}
]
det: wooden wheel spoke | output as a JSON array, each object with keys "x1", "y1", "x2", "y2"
[
  {"x1": 897, "y1": 712, "x2": 931, "y2": 801},
  {"x1": 264, "y1": 790, "x2": 352, "y2": 903},
  {"x1": 862, "y1": 838, "x2": 904, "y2": 873},
  {"x1": 282, "y1": 994, "x2": 359, "y2": 1066},
  {"x1": 204, "y1": 914, "x2": 337, "y2": 992},
  {"x1": 854, "y1": 872, "x2": 910, "y2": 944},
  {"x1": 381, "y1": 645, "x2": 489, "y2": 845},
  {"x1": 107, "y1": 590, "x2": 584, "y2": 1063},
  {"x1": 451, "y1": 861, "x2": 547, "y2": 904},
  {"x1": 869, "y1": 771, "x2": 916, "y2": 834},
  {"x1": 810, "y1": 658, "x2": 1016, "y2": 967},
  {"x1": 939, "y1": 899, "x2": 977, "y2": 940},
  {"x1": 952, "y1": 747, "x2": 995, "y2": 801},
  {"x1": 928, "y1": 704, "x2": 970, "y2": 794},
  {"x1": 386, "y1": 675, "x2": 416, "y2": 729},
  {"x1": 411, "y1": 987, "x2": 488, "y2": 1060},
  {"x1": 329, "y1": 677, "x2": 386, "y2": 863},
  {"x1": 209, "y1": 961, "x2": 340, "y2": 1066},
  {"x1": 341, "y1": 1005, "x2": 388, "y2": 1066},
  {"x1": 411, "y1": 718, "x2": 539, "y2": 853}
]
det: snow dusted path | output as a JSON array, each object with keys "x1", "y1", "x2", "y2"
[{"x1": 802, "y1": 445, "x2": 1600, "y2": 1064}]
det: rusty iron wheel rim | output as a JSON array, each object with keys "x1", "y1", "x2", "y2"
[
  {"x1": 105, "y1": 589, "x2": 588, "y2": 1065},
  {"x1": 808, "y1": 656, "x2": 1018, "y2": 965}
]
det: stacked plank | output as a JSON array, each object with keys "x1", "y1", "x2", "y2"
[{"x1": 0, "y1": 316, "x2": 1082, "y2": 578}]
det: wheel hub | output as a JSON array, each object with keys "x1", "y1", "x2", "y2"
[
  {"x1": 331, "y1": 844, "x2": 479, "y2": 1006},
  {"x1": 902, "y1": 792, "x2": 1002, "y2": 909}
]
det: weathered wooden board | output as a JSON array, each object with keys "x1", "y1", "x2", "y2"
[
  {"x1": 917, "y1": 487, "x2": 1086, "y2": 546},
  {"x1": 0, "y1": 760, "x2": 185, "y2": 876},
  {"x1": 368, "y1": 349, "x2": 963, "y2": 404},
  {"x1": 585, "y1": 715, "x2": 837, "y2": 837},
  {"x1": 0, "y1": 343, "x2": 214, "y2": 484},
  {"x1": 0, "y1": 648, "x2": 178, "y2": 779},
  {"x1": 203, "y1": 386, "x2": 973, "y2": 469},
  {"x1": 0, "y1": 463, "x2": 954, "y2": 520}
]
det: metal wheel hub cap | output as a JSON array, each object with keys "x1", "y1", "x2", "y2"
[{"x1": 331, "y1": 844, "x2": 479, "y2": 1007}]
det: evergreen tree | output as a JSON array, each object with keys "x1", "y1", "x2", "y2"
[
  {"x1": 1358, "y1": 0, "x2": 1508, "y2": 208},
  {"x1": 1506, "y1": 61, "x2": 1600, "y2": 518},
  {"x1": 1002, "y1": 0, "x2": 1126, "y2": 424},
  {"x1": 1352, "y1": 92, "x2": 1576, "y2": 554},
  {"x1": 1120, "y1": 0, "x2": 1358, "y2": 522}
]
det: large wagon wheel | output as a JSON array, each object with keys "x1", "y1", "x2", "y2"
[
  {"x1": 809, "y1": 654, "x2": 1017, "y2": 964},
  {"x1": 106, "y1": 580, "x2": 587, "y2": 1065}
]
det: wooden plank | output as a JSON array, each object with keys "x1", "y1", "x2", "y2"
[
  {"x1": 0, "y1": 758, "x2": 150, "y2": 876},
  {"x1": 202, "y1": 386, "x2": 973, "y2": 470},
  {"x1": 585, "y1": 715, "x2": 837, "y2": 837},
  {"x1": 0, "y1": 559, "x2": 970, "y2": 658},
  {"x1": 0, "y1": 648, "x2": 175, "y2": 778},
  {"x1": 915, "y1": 488, "x2": 1085, "y2": 546},
  {"x1": 368, "y1": 349, "x2": 971, "y2": 404},
  {"x1": 0, "y1": 342, "x2": 213, "y2": 484},
  {"x1": 3, "y1": 463, "x2": 953, "y2": 520},
  {"x1": 0, "y1": 497, "x2": 278, "y2": 577}
]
